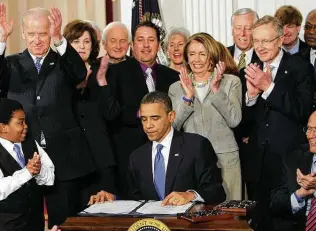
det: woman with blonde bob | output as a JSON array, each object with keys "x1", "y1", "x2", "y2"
[{"x1": 169, "y1": 33, "x2": 242, "y2": 200}]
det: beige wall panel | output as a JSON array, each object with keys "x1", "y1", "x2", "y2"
[{"x1": 3, "y1": 0, "x2": 106, "y2": 55}]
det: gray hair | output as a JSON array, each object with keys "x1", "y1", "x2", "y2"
[
  {"x1": 22, "y1": 7, "x2": 50, "y2": 28},
  {"x1": 253, "y1": 15, "x2": 284, "y2": 37},
  {"x1": 306, "y1": 9, "x2": 316, "y2": 22},
  {"x1": 231, "y1": 8, "x2": 259, "y2": 25},
  {"x1": 164, "y1": 27, "x2": 190, "y2": 50},
  {"x1": 101, "y1": 21, "x2": 131, "y2": 42},
  {"x1": 83, "y1": 20, "x2": 102, "y2": 35}
]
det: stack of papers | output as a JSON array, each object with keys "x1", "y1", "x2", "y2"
[
  {"x1": 82, "y1": 200, "x2": 142, "y2": 214},
  {"x1": 136, "y1": 201, "x2": 193, "y2": 215},
  {"x1": 80, "y1": 200, "x2": 194, "y2": 216}
]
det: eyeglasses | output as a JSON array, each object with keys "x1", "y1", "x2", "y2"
[
  {"x1": 303, "y1": 126, "x2": 316, "y2": 134},
  {"x1": 304, "y1": 24, "x2": 316, "y2": 31},
  {"x1": 253, "y1": 36, "x2": 280, "y2": 47}
]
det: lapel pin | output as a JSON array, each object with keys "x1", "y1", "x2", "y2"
[
  {"x1": 50, "y1": 62, "x2": 54, "y2": 65},
  {"x1": 284, "y1": 70, "x2": 288, "y2": 74},
  {"x1": 174, "y1": 153, "x2": 179, "y2": 157}
]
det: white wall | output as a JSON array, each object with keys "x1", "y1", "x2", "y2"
[{"x1": 117, "y1": 0, "x2": 316, "y2": 46}]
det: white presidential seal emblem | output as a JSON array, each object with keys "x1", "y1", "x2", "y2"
[{"x1": 128, "y1": 218, "x2": 171, "y2": 231}]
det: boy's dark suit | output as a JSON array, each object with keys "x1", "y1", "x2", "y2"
[{"x1": 127, "y1": 130, "x2": 226, "y2": 204}]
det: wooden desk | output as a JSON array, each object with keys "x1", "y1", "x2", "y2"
[{"x1": 60, "y1": 204, "x2": 253, "y2": 231}]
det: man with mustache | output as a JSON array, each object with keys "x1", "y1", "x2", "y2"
[
  {"x1": 274, "y1": 5, "x2": 308, "y2": 55},
  {"x1": 96, "y1": 21, "x2": 179, "y2": 196}
]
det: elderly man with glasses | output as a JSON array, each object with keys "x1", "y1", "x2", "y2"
[{"x1": 242, "y1": 15, "x2": 314, "y2": 231}]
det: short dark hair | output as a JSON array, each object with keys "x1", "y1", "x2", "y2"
[
  {"x1": 63, "y1": 20, "x2": 100, "y2": 64},
  {"x1": 140, "y1": 91, "x2": 172, "y2": 113},
  {"x1": 0, "y1": 98, "x2": 24, "y2": 124},
  {"x1": 132, "y1": 21, "x2": 160, "y2": 42}
]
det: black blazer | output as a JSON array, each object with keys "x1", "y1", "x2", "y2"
[
  {"x1": 270, "y1": 144, "x2": 313, "y2": 231},
  {"x1": 0, "y1": 44, "x2": 95, "y2": 181},
  {"x1": 73, "y1": 62, "x2": 116, "y2": 169},
  {"x1": 243, "y1": 52, "x2": 314, "y2": 183},
  {"x1": 227, "y1": 45, "x2": 261, "y2": 140},
  {"x1": 127, "y1": 130, "x2": 226, "y2": 204},
  {"x1": 298, "y1": 39, "x2": 309, "y2": 52},
  {"x1": 101, "y1": 57, "x2": 179, "y2": 175}
]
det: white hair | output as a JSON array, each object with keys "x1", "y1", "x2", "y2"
[
  {"x1": 22, "y1": 7, "x2": 50, "y2": 28},
  {"x1": 231, "y1": 8, "x2": 259, "y2": 25},
  {"x1": 164, "y1": 27, "x2": 190, "y2": 50},
  {"x1": 83, "y1": 20, "x2": 102, "y2": 35},
  {"x1": 101, "y1": 21, "x2": 131, "y2": 42}
]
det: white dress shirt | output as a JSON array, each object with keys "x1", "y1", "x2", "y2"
[
  {"x1": 246, "y1": 49, "x2": 284, "y2": 106},
  {"x1": 0, "y1": 137, "x2": 55, "y2": 201},
  {"x1": 233, "y1": 46, "x2": 254, "y2": 66},
  {"x1": 0, "y1": 37, "x2": 67, "y2": 57},
  {"x1": 310, "y1": 49, "x2": 316, "y2": 67},
  {"x1": 151, "y1": 127, "x2": 204, "y2": 202},
  {"x1": 291, "y1": 155, "x2": 316, "y2": 215}
]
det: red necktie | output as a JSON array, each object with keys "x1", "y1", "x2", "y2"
[{"x1": 306, "y1": 197, "x2": 316, "y2": 231}]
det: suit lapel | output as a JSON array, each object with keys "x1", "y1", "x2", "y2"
[
  {"x1": 274, "y1": 52, "x2": 291, "y2": 84},
  {"x1": 132, "y1": 59, "x2": 149, "y2": 96},
  {"x1": 299, "y1": 151, "x2": 313, "y2": 175},
  {"x1": 165, "y1": 131, "x2": 184, "y2": 195},
  {"x1": 18, "y1": 49, "x2": 38, "y2": 83},
  {"x1": 35, "y1": 49, "x2": 58, "y2": 95}
]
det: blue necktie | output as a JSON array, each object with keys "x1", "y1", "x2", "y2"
[
  {"x1": 154, "y1": 144, "x2": 165, "y2": 200},
  {"x1": 13, "y1": 144, "x2": 25, "y2": 167},
  {"x1": 35, "y1": 57, "x2": 42, "y2": 73}
]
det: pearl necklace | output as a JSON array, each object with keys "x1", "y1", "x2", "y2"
[{"x1": 191, "y1": 72, "x2": 214, "y2": 88}]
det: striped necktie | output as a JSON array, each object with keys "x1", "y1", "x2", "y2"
[
  {"x1": 145, "y1": 68, "x2": 155, "y2": 92},
  {"x1": 306, "y1": 197, "x2": 316, "y2": 231},
  {"x1": 237, "y1": 52, "x2": 246, "y2": 70}
]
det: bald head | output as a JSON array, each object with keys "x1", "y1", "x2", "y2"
[{"x1": 307, "y1": 111, "x2": 316, "y2": 153}]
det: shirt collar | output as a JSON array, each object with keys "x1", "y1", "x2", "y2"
[
  {"x1": 234, "y1": 45, "x2": 254, "y2": 58},
  {"x1": 28, "y1": 48, "x2": 50, "y2": 64},
  {"x1": 140, "y1": 62, "x2": 158, "y2": 73},
  {"x1": 264, "y1": 49, "x2": 284, "y2": 70},
  {"x1": 0, "y1": 137, "x2": 21, "y2": 152},
  {"x1": 152, "y1": 127, "x2": 174, "y2": 152},
  {"x1": 282, "y1": 38, "x2": 299, "y2": 55}
]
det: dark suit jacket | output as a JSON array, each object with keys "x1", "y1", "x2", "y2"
[
  {"x1": 227, "y1": 45, "x2": 261, "y2": 152},
  {"x1": 298, "y1": 39, "x2": 309, "y2": 52},
  {"x1": 127, "y1": 130, "x2": 226, "y2": 204},
  {"x1": 243, "y1": 52, "x2": 314, "y2": 184},
  {"x1": 73, "y1": 62, "x2": 116, "y2": 169},
  {"x1": 270, "y1": 144, "x2": 313, "y2": 231},
  {"x1": 296, "y1": 47, "x2": 316, "y2": 110},
  {"x1": 101, "y1": 57, "x2": 179, "y2": 181},
  {"x1": 0, "y1": 44, "x2": 95, "y2": 181}
]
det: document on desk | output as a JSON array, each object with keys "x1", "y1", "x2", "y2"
[
  {"x1": 82, "y1": 200, "x2": 143, "y2": 214},
  {"x1": 136, "y1": 201, "x2": 194, "y2": 215}
]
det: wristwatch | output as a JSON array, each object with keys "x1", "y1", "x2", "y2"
[{"x1": 53, "y1": 38, "x2": 64, "y2": 47}]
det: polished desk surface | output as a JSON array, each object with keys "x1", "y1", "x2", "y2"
[{"x1": 60, "y1": 204, "x2": 253, "y2": 231}]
